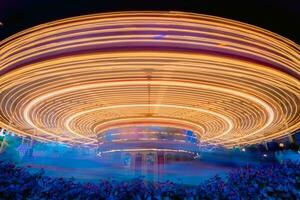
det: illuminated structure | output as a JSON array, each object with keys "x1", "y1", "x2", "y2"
[
  {"x1": 0, "y1": 12, "x2": 299, "y2": 149},
  {"x1": 97, "y1": 126, "x2": 200, "y2": 154},
  {"x1": 96, "y1": 126, "x2": 198, "y2": 178}
]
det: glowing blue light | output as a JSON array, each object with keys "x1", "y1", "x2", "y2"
[
  {"x1": 0, "y1": 129, "x2": 4, "y2": 137},
  {"x1": 153, "y1": 34, "x2": 166, "y2": 39}
]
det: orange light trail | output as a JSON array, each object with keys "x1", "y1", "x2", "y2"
[{"x1": 0, "y1": 11, "x2": 299, "y2": 147}]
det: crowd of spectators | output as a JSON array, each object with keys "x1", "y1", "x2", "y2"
[{"x1": 0, "y1": 160, "x2": 299, "y2": 200}]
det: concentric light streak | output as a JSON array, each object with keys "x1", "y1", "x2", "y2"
[
  {"x1": 99, "y1": 149, "x2": 195, "y2": 155},
  {"x1": 0, "y1": 11, "x2": 299, "y2": 147}
]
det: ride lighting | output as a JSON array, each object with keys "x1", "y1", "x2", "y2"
[
  {"x1": 0, "y1": 12, "x2": 299, "y2": 148},
  {"x1": 279, "y1": 143, "x2": 285, "y2": 148},
  {"x1": 0, "y1": 129, "x2": 4, "y2": 137}
]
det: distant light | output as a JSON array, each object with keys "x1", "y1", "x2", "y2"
[
  {"x1": 279, "y1": 143, "x2": 284, "y2": 147},
  {"x1": 0, "y1": 129, "x2": 4, "y2": 136},
  {"x1": 263, "y1": 154, "x2": 267, "y2": 157},
  {"x1": 242, "y1": 148, "x2": 246, "y2": 152},
  {"x1": 154, "y1": 34, "x2": 166, "y2": 39},
  {"x1": 194, "y1": 153, "x2": 201, "y2": 159},
  {"x1": 97, "y1": 152, "x2": 102, "y2": 157},
  {"x1": 218, "y1": 43, "x2": 227, "y2": 46},
  {"x1": 0, "y1": 22, "x2": 3, "y2": 26}
]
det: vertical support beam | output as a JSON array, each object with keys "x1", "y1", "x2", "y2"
[
  {"x1": 0, "y1": 129, "x2": 6, "y2": 153},
  {"x1": 264, "y1": 142, "x2": 269, "y2": 151}
]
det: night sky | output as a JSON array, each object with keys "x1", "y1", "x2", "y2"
[{"x1": 0, "y1": 0, "x2": 299, "y2": 43}]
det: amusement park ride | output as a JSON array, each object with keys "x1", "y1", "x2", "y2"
[{"x1": 0, "y1": 12, "x2": 299, "y2": 160}]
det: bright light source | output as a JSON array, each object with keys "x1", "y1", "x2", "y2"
[
  {"x1": 263, "y1": 154, "x2": 267, "y2": 157},
  {"x1": 194, "y1": 153, "x2": 201, "y2": 159},
  {"x1": 242, "y1": 148, "x2": 246, "y2": 152},
  {"x1": 279, "y1": 143, "x2": 284, "y2": 148},
  {"x1": 97, "y1": 152, "x2": 102, "y2": 157}
]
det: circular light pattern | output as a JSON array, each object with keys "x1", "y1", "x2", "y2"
[
  {"x1": 97, "y1": 126, "x2": 201, "y2": 154},
  {"x1": 0, "y1": 11, "x2": 299, "y2": 148}
]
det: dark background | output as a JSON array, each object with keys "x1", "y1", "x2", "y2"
[{"x1": 0, "y1": 0, "x2": 299, "y2": 43}]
